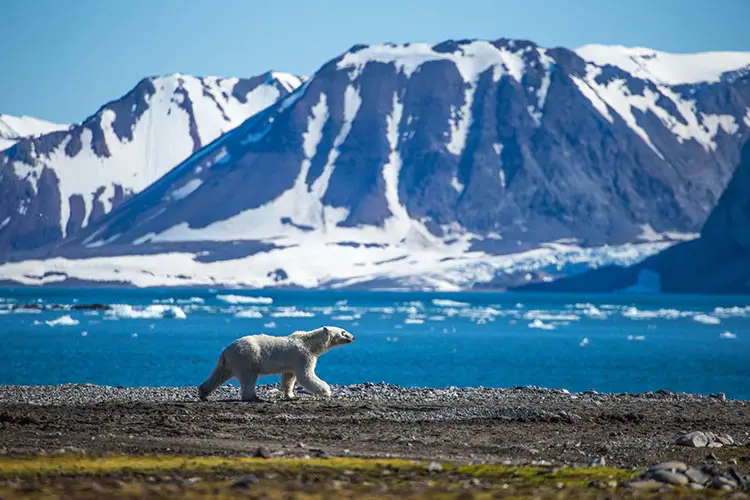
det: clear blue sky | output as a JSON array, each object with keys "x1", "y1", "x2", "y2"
[{"x1": 3, "y1": 0, "x2": 749, "y2": 124}]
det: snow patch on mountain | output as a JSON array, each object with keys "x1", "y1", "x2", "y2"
[
  {"x1": 338, "y1": 41, "x2": 534, "y2": 84},
  {"x1": 170, "y1": 178, "x2": 203, "y2": 201},
  {"x1": 575, "y1": 44, "x2": 750, "y2": 85},
  {"x1": 0, "y1": 114, "x2": 68, "y2": 151},
  {"x1": 637, "y1": 224, "x2": 699, "y2": 243},
  {"x1": 528, "y1": 50, "x2": 554, "y2": 125},
  {"x1": 383, "y1": 92, "x2": 406, "y2": 225},
  {"x1": 271, "y1": 72, "x2": 306, "y2": 92}
]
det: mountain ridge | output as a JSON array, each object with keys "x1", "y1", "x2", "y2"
[{"x1": 0, "y1": 38, "x2": 749, "y2": 290}]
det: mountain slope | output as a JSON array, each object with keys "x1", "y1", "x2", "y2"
[
  {"x1": 0, "y1": 72, "x2": 304, "y2": 255},
  {"x1": 0, "y1": 114, "x2": 69, "y2": 152},
  {"x1": 516, "y1": 138, "x2": 750, "y2": 294},
  {"x1": 1, "y1": 39, "x2": 750, "y2": 289}
]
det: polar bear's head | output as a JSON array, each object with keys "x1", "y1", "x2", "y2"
[
  {"x1": 295, "y1": 326, "x2": 355, "y2": 355},
  {"x1": 322, "y1": 326, "x2": 355, "y2": 346}
]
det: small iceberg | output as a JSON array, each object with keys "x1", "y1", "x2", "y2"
[
  {"x1": 432, "y1": 299, "x2": 469, "y2": 308},
  {"x1": 719, "y1": 331, "x2": 737, "y2": 339},
  {"x1": 45, "y1": 315, "x2": 79, "y2": 327},
  {"x1": 271, "y1": 307, "x2": 314, "y2": 318},
  {"x1": 217, "y1": 294, "x2": 273, "y2": 305},
  {"x1": 693, "y1": 314, "x2": 720, "y2": 325},
  {"x1": 234, "y1": 309, "x2": 263, "y2": 319},
  {"x1": 528, "y1": 319, "x2": 555, "y2": 330}
]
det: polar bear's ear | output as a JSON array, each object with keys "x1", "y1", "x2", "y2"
[{"x1": 322, "y1": 326, "x2": 330, "y2": 335}]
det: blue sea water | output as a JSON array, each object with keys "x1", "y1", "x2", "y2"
[{"x1": 0, "y1": 288, "x2": 748, "y2": 399}]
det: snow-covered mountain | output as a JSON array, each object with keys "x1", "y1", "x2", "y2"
[
  {"x1": 0, "y1": 71, "x2": 304, "y2": 254},
  {"x1": 1, "y1": 39, "x2": 750, "y2": 290},
  {"x1": 0, "y1": 114, "x2": 69, "y2": 152}
]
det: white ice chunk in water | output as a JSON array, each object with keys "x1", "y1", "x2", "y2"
[
  {"x1": 693, "y1": 314, "x2": 720, "y2": 325},
  {"x1": 45, "y1": 315, "x2": 79, "y2": 326}
]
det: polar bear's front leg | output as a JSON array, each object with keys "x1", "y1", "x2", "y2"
[
  {"x1": 281, "y1": 372, "x2": 297, "y2": 399},
  {"x1": 295, "y1": 363, "x2": 332, "y2": 398}
]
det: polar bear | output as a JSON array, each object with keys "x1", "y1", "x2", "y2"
[{"x1": 198, "y1": 326, "x2": 354, "y2": 402}]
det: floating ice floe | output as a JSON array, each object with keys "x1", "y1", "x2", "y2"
[
  {"x1": 45, "y1": 315, "x2": 79, "y2": 327},
  {"x1": 573, "y1": 303, "x2": 608, "y2": 319},
  {"x1": 719, "y1": 331, "x2": 737, "y2": 339},
  {"x1": 579, "y1": 337, "x2": 590, "y2": 347},
  {"x1": 217, "y1": 294, "x2": 273, "y2": 305},
  {"x1": 271, "y1": 307, "x2": 314, "y2": 318},
  {"x1": 263, "y1": 321, "x2": 277, "y2": 329},
  {"x1": 523, "y1": 311, "x2": 580, "y2": 322},
  {"x1": 713, "y1": 306, "x2": 750, "y2": 317},
  {"x1": 431, "y1": 299, "x2": 470, "y2": 308},
  {"x1": 105, "y1": 304, "x2": 187, "y2": 320},
  {"x1": 528, "y1": 319, "x2": 556, "y2": 330},
  {"x1": 330, "y1": 314, "x2": 359, "y2": 321},
  {"x1": 621, "y1": 307, "x2": 687, "y2": 320},
  {"x1": 627, "y1": 335, "x2": 646, "y2": 341},
  {"x1": 404, "y1": 317, "x2": 425, "y2": 325},
  {"x1": 234, "y1": 309, "x2": 263, "y2": 319},
  {"x1": 693, "y1": 313, "x2": 721, "y2": 325},
  {"x1": 177, "y1": 297, "x2": 205, "y2": 304}
]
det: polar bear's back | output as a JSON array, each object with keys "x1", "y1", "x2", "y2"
[{"x1": 223, "y1": 334, "x2": 303, "y2": 375}]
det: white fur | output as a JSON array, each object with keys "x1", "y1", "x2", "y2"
[{"x1": 198, "y1": 326, "x2": 354, "y2": 401}]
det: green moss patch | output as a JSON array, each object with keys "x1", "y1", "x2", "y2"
[{"x1": 0, "y1": 454, "x2": 684, "y2": 499}]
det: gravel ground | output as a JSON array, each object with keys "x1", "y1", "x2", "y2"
[{"x1": 1, "y1": 384, "x2": 749, "y2": 472}]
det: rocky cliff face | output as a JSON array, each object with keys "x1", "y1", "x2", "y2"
[
  {"x1": 517, "y1": 138, "x2": 750, "y2": 294},
  {"x1": 0, "y1": 72, "x2": 303, "y2": 255}
]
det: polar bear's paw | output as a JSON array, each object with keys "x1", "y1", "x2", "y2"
[{"x1": 198, "y1": 387, "x2": 209, "y2": 401}]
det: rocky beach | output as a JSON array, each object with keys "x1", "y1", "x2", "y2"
[{"x1": 0, "y1": 384, "x2": 748, "y2": 497}]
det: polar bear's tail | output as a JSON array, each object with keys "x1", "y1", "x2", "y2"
[{"x1": 198, "y1": 351, "x2": 232, "y2": 401}]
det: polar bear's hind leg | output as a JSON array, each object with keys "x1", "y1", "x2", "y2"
[
  {"x1": 281, "y1": 372, "x2": 297, "y2": 399},
  {"x1": 236, "y1": 368, "x2": 261, "y2": 401},
  {"x1": 198, "y1": 353, "x2": 232, "y2": 401}
]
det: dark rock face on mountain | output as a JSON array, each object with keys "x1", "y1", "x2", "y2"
[
  {"x1": 0, "y1": 72, "x2": 302, "y2": 257},
  {"x1": 57, "y1": 39, "x2": 750, "y2": 261},
  {"x1": 517, "y1": 139, "x2": 750, "y2": 294}
]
